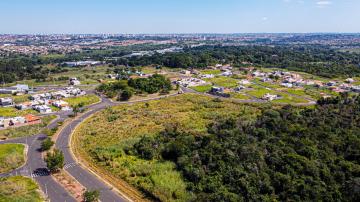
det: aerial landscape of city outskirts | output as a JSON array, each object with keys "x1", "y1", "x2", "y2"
[{"x1": 1, "y1": 1, "x2": 360, "y2": 202}]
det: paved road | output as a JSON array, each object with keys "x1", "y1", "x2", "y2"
[
  {"x1": 0, "y1": 112, "x2": 76, "y2": 202},
  {"x1": 55, "y1": 93, "x2": 184, "y2": 202}
]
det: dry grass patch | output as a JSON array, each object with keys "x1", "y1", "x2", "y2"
[{"x1": 0, "y1": 144, "x2": 25, "y2": 173}]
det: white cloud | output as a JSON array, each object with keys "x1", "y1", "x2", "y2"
[
  {"x1": 316, "y1": 1, "x2": 333, "y2": 8},
  {"x1": 262, "y1": 17, "x2": 268, "y2": 21},
  {"x1": 316, "y1": 1, "x2": 332, "y2": 6}
]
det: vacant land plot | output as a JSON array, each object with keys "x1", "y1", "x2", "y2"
[
  {"x1": 73, "y1": 94, "x2": 261, "y2": 201},
  {"x1": 0, "y1": 144, "x2": 25, "y2": 173},
  {"x1": 64, "y1": 95, "x2": 100, "y2": 107},
  {"x1": 204, "y1": 76, "x2": 239, "y2": 88},
  {"x1": 0, "y1": 176, "x2": 43, "y2": 202},
  {"x1": 0, "y1": 107, "x2": 38, "y2": 117},
  {"x1": 190, "y1": 84, "x2": 212, "y2": 92},
  {"x1": 200, "y1": 69, "x2": 221, "y2": 75}
]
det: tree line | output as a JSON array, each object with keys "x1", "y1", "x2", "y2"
[{"x1": 111, "y1": 45, "x2": 360, "y2": 78}]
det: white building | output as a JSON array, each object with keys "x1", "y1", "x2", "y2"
[
  {"x1": 262, "y1": 93, "x2": 279, "y2": 101},
  {"x1": 33, "y1": 105, "x2": 52, "y2": 114},
  {"x1": 69, "y1": 78, "x2": 81, "y2": 86}
]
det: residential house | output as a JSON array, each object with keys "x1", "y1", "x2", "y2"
[
  {"x1": 262, "y1": 93, "x2": 280, "y2": 101},
  {"x1": 69, "y1": 78, "x2": 81, "y2": 86},
  {"x1": 24, "y1": 114, "x2": 41, "y2": 125},
  {"x1": 33, "y1": 105, "x2": 52, "y2": 114},
  {"x1": 0, "y1": 97, "x2": 14, "y2": 107}
]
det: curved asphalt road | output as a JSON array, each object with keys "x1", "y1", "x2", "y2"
[
  {"x1": 55, "y1": 93, "x2": 183, "y2": 202},
  {"x1": 0, "y1": 111, "x2": 76, "y2": 202}
]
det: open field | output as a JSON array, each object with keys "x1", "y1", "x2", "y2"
[
  {"x1": 189, "y1": 84, "x2": 212, "y2": 92},
  {"x1": 0, "y1": 94, "x2": 30, "y2": 103},
  {"x1": 0, "y1": 144, "x2": 25, "y2": 173},
  {"x1": 73, "y1": 94, "x2": 262, "y2": 201},
  {"x1": 6, "y1": 65, "x2": 109, "y2": 87},
  {"x1": 0, "y1": 107, "x2": 38, "y2": 117},
  {"x1": 0, "y1": 115, "x2": 57, "y2": 140},
  {"x1": 204, "y1": 76, "x2": 239, "y2": 88},
  {"x1": 0, "y1": 176, "x2": 43, "y2": 202},
  {"x1": 64, "y1": 94, "x2": 100, "y2": 107},
  {"x1": 199, "y1": 69, "x2": 221, "y2": 75}
]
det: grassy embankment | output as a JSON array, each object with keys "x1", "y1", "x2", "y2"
[
  {"x1": 0, "y1": 115, "x2": 57, "y2": 140},
  {"x1": 0, "y1": 176, "x2": 43, "y2": 202},
  {"x1": 72, "y1": 94, "x2": 262, "y2": 202},
  {"x1": 0, "y1": 144, "x2": 25, "y2": 173}
]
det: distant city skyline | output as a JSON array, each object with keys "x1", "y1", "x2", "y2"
[{"x1": 1, "y1": 0, "x2": 360, "y2": 34}]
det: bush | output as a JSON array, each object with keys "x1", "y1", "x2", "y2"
[
  {"x1": 41, "y1": 138, "x2": 54, "y2": 151},
  {"x1": 83, "y1": 190, "x2": 100, "y2": 202},
  {"x1": 45, "y1": 149, "x2": 64, "y2": 172}
]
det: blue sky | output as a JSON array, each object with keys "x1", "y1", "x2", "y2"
[{"x1": 0, "y1": 0, "x2": 359, "y2": 34}]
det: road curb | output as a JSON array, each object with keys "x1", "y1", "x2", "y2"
[{"x1": 68, "y1": 109, "x2": 135, "y2": 202}]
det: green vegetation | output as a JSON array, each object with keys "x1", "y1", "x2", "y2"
[
  {"x1": 97, "y1": 74, "x2": 172, "y2": 101},
  {"x1": 0, "y1": 115, "x2": 57, "y2": 140},
  {"x1": 41, "y1": 138, "x2": 54, "y2": 151},
  {"x1": 45, "y1": 149, "x2": 64, "y2": 172},
  {"x1": 246, "y1": 87, "x2": 273, "y2": 98},
  {"x1": 204, "y1": 76, "x2": 239, "y2": 88},
  {"x1": 116, "y1": 45, "x2": 360, "y2": 78},
  {"x1": 83, "y1": 190, "x2": 100, "y2": 202},
  {"x1": 230, "y1": 93, "x2": 251, "y2": 100},
  {"x1": 0, "y1": 107, "x2": 38, "y2": 117},
  {"x1": 130, "y1": 94, "x2": 360, "y2": 201},
  {"x1": 0, "y1": 176, "x2": 43, "y2": 202},
  {"x1": 199, "y1": 69, "x2": 221, "y2": 75},
  {"x1": 64, "y1": 94, "x2": 100, "y2": 107},
  {"x1": 74, "y1": 94, "x2": 261, "y2": 201},
  {"x1": 0, "y1": 94, "x2": 30, "y2": 103},
  {"x1": 0, "y1": 144, "x2": 25, "y2": 173},
  {"x1": 190, "y1": 85, "x2": 212, "y2": 93}
]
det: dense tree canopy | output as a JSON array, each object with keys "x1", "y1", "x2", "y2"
[
  {"x1": 113, "y1": 45, "x2": 360, "y2": 78},
  {"x1": 97, "y1": 74, "x2": 172, "y2": 100},
  {"x1": 132, "y1": 94, "x2": 360, "y2": 201}
]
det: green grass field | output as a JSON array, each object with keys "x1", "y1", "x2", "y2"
[
  {"x1": 64, "y1": 94, "x2": 100, "y2": 107},
  {"x1": 0, "y1": 107, "x2": 38, "y2": 117},
  {"x1": 0, "y1": 176, "x2": 43, "y2": 202},
  {"x1": 200, "y1": 69, "x2": 221, "y2": 75},
  {"x1": 0, "y1": 115, "x2": 57, "y2": 140},
  {"x1": 190, "y1": 85, "x2": 212, "y2": 93},
  {"x1": 0, "y1": 144, "x2": 25, "y2": 173},
  {"x1": 73, "y1": 94, "x2": 261, "y2": 201},
  {"x1": 204, "y1": 76, "x2": 239, "y2": 88},
  {"x1": 0, "y1": 94, "x2": 30, "y2": 103}
]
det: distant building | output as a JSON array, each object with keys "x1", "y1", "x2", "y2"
[
  {"x1": 0, "y1": 97, "x2": 14, "y2": 107},
  {"x1": 69, "y1": 78, "x2": 81, "y2": 86},
  {"x1": 33, "y1": 105, "x2": 52, "y2": 114},
  {"x1": 345, "y1": 78, "x2": 355, "y2": 83},
  {"x1": 63, "y1": 61, "x2": 102, "y2": 67},
  {"x1": 262, "y1": 93, "x2": 280, "y2": 101},
  {"x1": 0, "y1": 84, "x2": 29, "y2": 94}
]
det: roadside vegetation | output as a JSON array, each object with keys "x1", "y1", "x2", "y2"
[
  {"x1": 0, "y1": 176, "x2": 43, "y2": 202},
  {"x1": 73, "y1": 94, "x2": 262, "y2": 201},
  {"x1": 0, "y1": 144, "x2": 25, "y2": 173}
]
